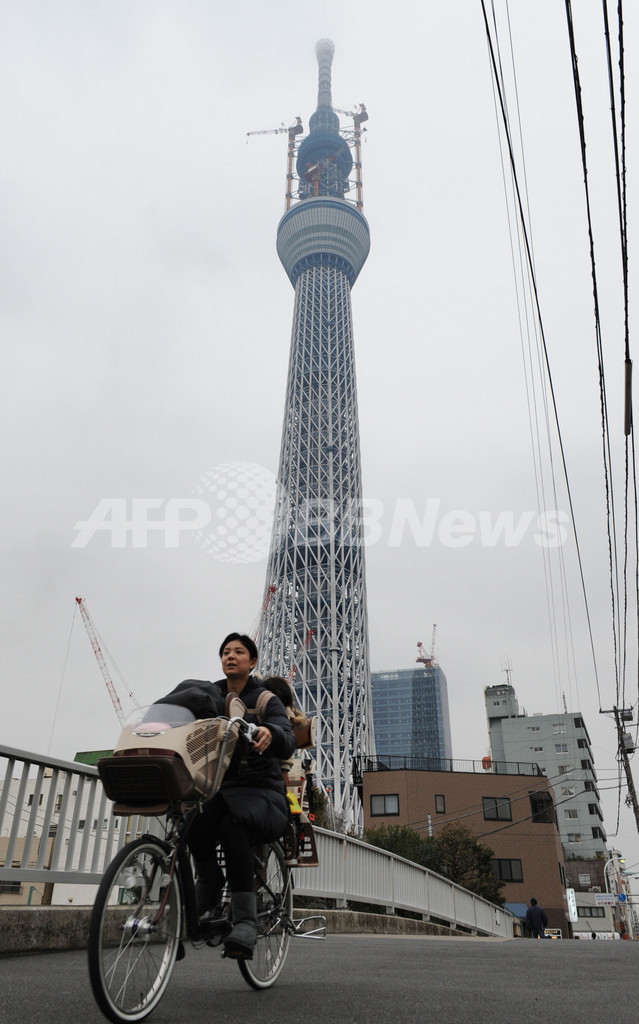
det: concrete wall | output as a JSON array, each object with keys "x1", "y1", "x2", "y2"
[{"x1": 0, "y1": 905, "x2": 480, "y2": 955}]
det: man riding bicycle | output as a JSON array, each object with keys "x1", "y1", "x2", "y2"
[{"x1": 156, "y1": 632, "x2": 295, "y2": 960}]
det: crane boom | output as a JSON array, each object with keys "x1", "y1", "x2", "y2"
[
  {"x1": 252, "y1": 584, "x2": 277, "y2": 641},
  {"x1": 75, "y1": 597, "x2": 125, "y2": 724},
  {"x1": 287, "y1": 629, "x2": 315, "y2": 684}
]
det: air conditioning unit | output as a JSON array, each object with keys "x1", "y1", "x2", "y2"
[{"x1": 589, "y1": 886, "x2": 601, "y2": 893}]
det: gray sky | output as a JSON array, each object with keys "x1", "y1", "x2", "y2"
[{"x1": 3, "y1": 1, "x2": 639, "y2": 872}]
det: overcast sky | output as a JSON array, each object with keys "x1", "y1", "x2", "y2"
[{"x1": 3, "y1": 1, "x2": 639, "y2": 871}]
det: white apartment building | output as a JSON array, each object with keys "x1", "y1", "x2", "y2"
[{"x1": 484, "y1": 684, "x2": 606, "y2": 859}]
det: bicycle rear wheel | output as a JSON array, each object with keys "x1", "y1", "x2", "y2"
[
  {"x1": 88, "y1": 836, "x2": 182, "y2": 1023},
  {"x1": 239, "y1": 841, "x2": 292, "y2": 990}
]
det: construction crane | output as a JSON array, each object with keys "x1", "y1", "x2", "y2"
[
  {"x1": 287, "y1": 629, "x2": 315, "y2": 684},
  {"x1": 251, "y1": 584, "x2": 277, "y2": 642},
  {"x1": 333, "y1": 104, "x2": 368, "y2": 209},
  {"x1": 246, "y1": 117, "x2": 304, "y2": 211},
  {"x1": 75, "y1": 597, "x2": 136, "y2": 725},
  {"x1": 416, "y1": 625, "x2": 437, "y2": 668}
]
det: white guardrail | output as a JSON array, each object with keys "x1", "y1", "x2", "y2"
[{"x1": 0, "y1": 743, "x2": 513, "y2": 938}]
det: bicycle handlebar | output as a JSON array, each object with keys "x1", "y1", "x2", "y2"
[{"x1": 230, "y1": 717, "x2": 259, "y2": 743}]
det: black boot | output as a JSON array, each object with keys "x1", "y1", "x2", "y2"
[
  {"x1": 223, "y1": 892, "x2": 258, "y2": 960},
  {"x1": 194, "y1": 860, "x2": 224, "y2": 917}
]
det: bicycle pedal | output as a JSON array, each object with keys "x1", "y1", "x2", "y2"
[{"x1": 222, "y1": 944, "x2": 254, "y2": 961}]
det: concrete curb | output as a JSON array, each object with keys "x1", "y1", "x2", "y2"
[{"x1": 0, "y1": 906, "x2": 468, "y2": 955}]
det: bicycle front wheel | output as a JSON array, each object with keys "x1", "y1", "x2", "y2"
[
  {"x1": 88, "y1": 836, "x2": 182, "y2": 1023},
  {"x1": 239, "y1": 841, "x2": 292, "y2": 990}
]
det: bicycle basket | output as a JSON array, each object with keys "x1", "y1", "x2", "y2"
[{"x1": 97, "y1": 705, "x2": 242, "y2": 815}]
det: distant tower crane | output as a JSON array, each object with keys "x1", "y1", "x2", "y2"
[
  {"x1": 251, "y1": 584, "x2": 277, "y2": 642},
  {"x1": 75, "y1": 597, "x2": 137, "y2": 725},
  {"x1": 246, "y1": 117, "x2": 304, "y2": 211},
  {"x1": 416, "y1": 625, "x2": 437, "y2": 667},
  {"x1": 286, "y1": 629, "x2": 315, "y2": 686}
]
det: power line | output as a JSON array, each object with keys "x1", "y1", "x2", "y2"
[{"x1": 481, "y1": 0, "x2": 603, "y2": 713}]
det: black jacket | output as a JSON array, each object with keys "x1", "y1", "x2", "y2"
[
  {"x1": 524, "y1": 904, "x2": 548, "y2": 935},
  {"x1": 156, "y1": 676, "x2": 296, "y2": 834}
]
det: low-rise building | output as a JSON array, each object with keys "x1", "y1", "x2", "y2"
[{"x1": 359, "y1": 755, "x2": 569, "y2": 935}]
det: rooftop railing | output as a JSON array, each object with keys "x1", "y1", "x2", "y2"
[{"x1": 357, "y1": 755, "x2": 544, "y2": 777}]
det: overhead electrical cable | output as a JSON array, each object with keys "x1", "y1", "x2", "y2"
[
  {"x1": 481, "y1": 0, "x2": 603, "y2": 708},
  {"x1": 564, "y1": 0, "x2": 622, "y2": 708},
  {"x1": 488, "y1": 1, "x2": 567, "y2": 712},
  {"x1": 602, "y1": 0, "x2": 638, "y2": 715}
]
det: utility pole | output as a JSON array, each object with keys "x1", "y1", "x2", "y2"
[{"x1": 601, "y1": 706, "x2": 639, "y2": 836}]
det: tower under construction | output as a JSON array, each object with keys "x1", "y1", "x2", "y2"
[{"x1": 258, "y1": 40, "x2": 375, "y2": 820}]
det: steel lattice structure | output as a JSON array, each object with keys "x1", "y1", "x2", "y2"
[{"x1": 258, "y1": 40, "x2": 375, "y2": 819}]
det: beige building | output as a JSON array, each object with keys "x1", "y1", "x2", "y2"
[{"x1": 361, "y1": 758, "x2": 569, "y2": 936}]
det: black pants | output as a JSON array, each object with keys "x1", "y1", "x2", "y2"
[{"x1": 188, "y1": 793, "x2": 256, "y2": 891}]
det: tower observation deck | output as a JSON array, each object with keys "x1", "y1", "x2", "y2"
[{"x1": 258, "y1": 40, "x2": 375, "y2": 822}]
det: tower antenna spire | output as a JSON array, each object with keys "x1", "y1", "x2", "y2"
[{"x1": 315, "y1": 38, "x2": 335, "y2": 109}]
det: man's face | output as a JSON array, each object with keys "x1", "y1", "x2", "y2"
[{"x1": 221, "y1": 640, "x2": 256, "y2": 678}]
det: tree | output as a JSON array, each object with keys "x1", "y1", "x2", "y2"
[
  {"x1": 434, "y1": 823, "x2": 505, "y2": 906},
  {"x1": 364, "y1": 822, "x2": 505, "y2": 907},
  {"x1": 364, "y1": 824, "x2": 430, "y2": 866}
]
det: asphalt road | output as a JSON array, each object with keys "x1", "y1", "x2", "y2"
[{"x1": 2, "y1": 935, "x2": 638, "y2": 1024}]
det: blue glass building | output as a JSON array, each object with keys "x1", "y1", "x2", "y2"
[{"x1": 371, "y1": 664, "x2": 453, "y2": 762}]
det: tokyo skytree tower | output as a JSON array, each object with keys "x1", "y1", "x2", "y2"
[{"x1": 258, "y1": 40, "x2": 375, "y2": 819}]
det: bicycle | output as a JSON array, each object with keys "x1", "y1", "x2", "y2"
[{"x1": 88, "y1": 704, "x2": 325, "y2": 1023}]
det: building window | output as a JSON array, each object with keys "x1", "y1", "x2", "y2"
[
  {"x1": 0, "y1": 881, "x2": 22, "y2": 894},
  {"x1": 581, "y1": 760, "x2": 593, "y2": 772},
  {"x1": 532, "y1": 746, "x2": 544, "y2": 752},
  {"x1": 574, "y1": 717, "x2": 584, "y2": 729},
  {"x1": 54, "y1": 795, "x2": 63, "y2": 812},
  {"x1": 577, "y1": 907, "x2": 606, "y2": 919},
  {"x1": 491, "y1": 859, "x2": 523, "y2": 882},
  {"x1": 28, "y1": 794, "x2": 43, "y2": 807},
  {"x1": 555, "y1": 743, "x2": 569, "y2": 753},
  {"x1": 577, "y1": 738, "x2": 588, "y2": 749},
  {"x1": 370, "y1": 794, "x2": 400, "y2": 816},
  {"x1": 529, "y1": 725, "x2": 540, "y2": 732},
  {"x1": 564, "y1": 809, "x2": 579, "y2": 820},
  {"x1": 530, "y1": 791, "x2": 554, "y2": 824},
  {"x1": 558, "y1": 765, "x2": 573, "y2": 775},
  {"x1": 578, "y1": 873, "x2": 591, "y2": 886},
  {"x1": 435, "y1": 794, "x2": 446, "y2": 814},
  {"x1": 482, "y1": 797, "x2": 512, "y2": 821},
  {"x1": 592, "y1": 827, "x2": 605, "y2": 840},
  {"x1": 567, "y1": 833, "x2": 582, "y2": 843},
  {"x1": 553, "y1": 723, "x2": 567, "y2": 734},
  {"x1": 78, "y1": 820, "x2": 85, "y2": 830}
]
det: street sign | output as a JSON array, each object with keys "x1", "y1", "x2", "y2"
[
  {"x1": 595, "y1": 893, "x2": 617, "y2": 906},
  {"x1": 618, "y1": 893, "x2": 627, "y2": 904},
  {"x1": 566, "y1": 887, "x2": 578, "y2": 923}
]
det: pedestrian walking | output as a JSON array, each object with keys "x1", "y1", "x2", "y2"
[{"x1": 524, "y1": 898, "x2": 548, "y2": 938}]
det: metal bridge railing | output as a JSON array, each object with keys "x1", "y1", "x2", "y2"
[{"x1": 0, "y1": 743, "x2": 513, "y2": 937}]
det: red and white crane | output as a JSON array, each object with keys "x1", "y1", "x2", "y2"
[{"x1": 75, "y1": 597, "x2": 137, "y2": 724}]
